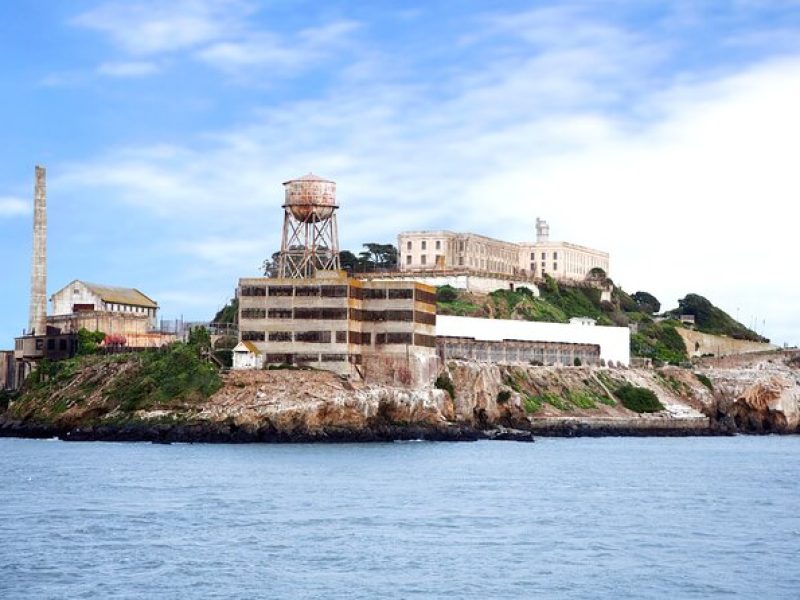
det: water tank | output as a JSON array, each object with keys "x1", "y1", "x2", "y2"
[{"x1": 283, "y1": 173, "x2": 337, "y2": 222}]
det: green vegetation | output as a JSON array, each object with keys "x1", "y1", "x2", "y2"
[
  {"x1": 631, "y1": 291, "x2": 661, "y2": 314},
  {"x1": 537, "y1": 276, "x2": 610, "y2": 323},
  {"x1": 670, "y1": 294, "x2": 767, "y2": 342},
  {"x1": 212, "y1": 299, "x2": 238, "y2": 324},
  {"x1": 339, "y1": 243, "x2": 398, "y2": 272},
  {"x1": 187, "y1": 326, "x2": 212, "y2": 351},
  {"x1": 540, "y1": 393, "x2": 571, "y2": 411},
  {"x1": 496, "y1": 390, "x2": 511, "y2": 403},
  {"x1": 567, "y1": 390, "x2": 597, "y2": 409},
  {"x1": 77, "y1": 328, "x2": 106, "y2": 356},
  {"x1": 436, "y1": 285, "x2": 459, "y2": 303},
  {"x1": 435, "y1": 280, "x2": 764, "y2": 365},
  {"x1": 107, "y1": 343, "x2": 222, "y2": 412},
  {"x1": 0, "y1": 389, "x2": 17, "y2": 411},
  {"x1": 656, "y1": 372, "x2": 687, "y2": 394},
  {"x1": 630, "y1": 322, "x2": 689, "y2": 365},
  {"x1": 695, "y1": 372, "x2": 714, "y2": 391},
  {"x1": 614, "y1": 384, "x2": 664, "y2": 413},
  {"x1": 523, "y1": 395, "x2": 542, "y2": 413},
  {"x1": 435, "y1": 374, "x2": 455, "y2": 399}
]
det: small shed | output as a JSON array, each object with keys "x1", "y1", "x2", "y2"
[{"x1": 232, "y1": 341, "x2": 262, "y2": 370}]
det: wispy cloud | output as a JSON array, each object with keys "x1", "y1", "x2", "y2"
[
  {"x1": 49, "y1": 3, "x2": 800, "y2": 342},
  {"x1": 0, "y1": 197, "x2": 28, "y2": 217},
  {"x1": 71, "y1": 0, "x2": 252, "y2": 56},
  {"x1": 71, "y1": 0, "x2": 359, "y2": 79},
  {"x1": 197, "y1": 20, "x2": 359, "y2": 72},
  {"x1": 97, "y1": 60, "x2": 160, "y2": 77}
]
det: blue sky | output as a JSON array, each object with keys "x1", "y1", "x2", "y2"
[{"x1": 2, "y1": 0, "x2": 799, "y2": 347}]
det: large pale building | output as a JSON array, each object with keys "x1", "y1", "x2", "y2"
[
  {"x1": 398, "y1": 218, "x2": 609, "y2": 282},
  {"x1": 237, "y1": 173, "x2": 439, "y2": 386},
  {"x1": 46, "y1": 280, "x2": 172, "y2": 349},
  {"x1": 238, "y1": 271, "x2": 438, "y2": 386}
]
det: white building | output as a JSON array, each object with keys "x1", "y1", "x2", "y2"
[
  {"x1": 232, "y1": 341, "x2": 263, "y2": 370},
  {"x1": 436, "y1": 315, "x2": 630, "y2": 366},
  {"x1": 398, "y1": 218, "x2": 609, "y2": 282},
  {"x1": 51, "y1": 280, "x2": 159, "y2": 329}
]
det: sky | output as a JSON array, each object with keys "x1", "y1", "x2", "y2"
[{"x1": 1, "y1": 0, "x2": 799, "y2": 347}]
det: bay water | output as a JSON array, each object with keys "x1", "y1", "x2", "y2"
[{"x1": 1, "y1": 436, "x2": 798, "y2": 599}]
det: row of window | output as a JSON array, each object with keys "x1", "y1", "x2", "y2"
[
  {"x1": 530, "y1": 252, "x2": 558, "y2": 261},
  {"x1": 407, "y1": 240, "x2": 442, "y2": 251},
  {"x1": 240, "y1": 284, "x2": 418, "y2": 300},
  {"x1": 241, "y1": 330, "x2": 434, "y2": 347},
  {"x1": 241, "y1": 307, "x2": 435, "y2": 324}
]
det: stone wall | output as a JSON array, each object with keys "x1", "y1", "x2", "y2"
[{"x1": 677, "y1": 328, "x2": 776, "y2": 358}]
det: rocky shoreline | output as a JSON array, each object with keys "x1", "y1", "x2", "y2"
[
  {"x1": 2, "y1": 351, "x2": 798, "y2": 443},
  {"x1": 0, "y1": 417, "x2": 536, "y2": 443}
]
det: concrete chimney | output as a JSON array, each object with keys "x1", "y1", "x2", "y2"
[{"x1": 28, "y1": 165, "x2": 47, "y2": 336}]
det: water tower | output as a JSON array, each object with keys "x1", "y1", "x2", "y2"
[{"x1": 277, "y1": 173, "x2": 341, "y2": 278}]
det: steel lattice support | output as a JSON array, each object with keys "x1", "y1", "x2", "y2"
[{"x1": 277, "y1": 205, "x2": 341, "y2": 279}]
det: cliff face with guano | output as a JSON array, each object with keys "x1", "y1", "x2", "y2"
[{"x1": 1, "y1": 350, "x2": 798, "y2": 442}]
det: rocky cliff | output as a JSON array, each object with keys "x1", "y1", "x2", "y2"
[{"x1": 2, "y1": 351, "x2": 798, "y2": 442}]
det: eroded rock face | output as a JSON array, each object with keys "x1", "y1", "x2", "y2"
[
  {"x1": 444, "y1": 362, "x2": 527, "y2": 428},
  {"x1": 194, "y1": 370, "x2": 457, "y2": 438},
  {"x1": 713, "y1": 372, "x2": 800, "y2": 434},
  {"x1": 4, "y1": 351, "x2": 800, "y2": 441}
]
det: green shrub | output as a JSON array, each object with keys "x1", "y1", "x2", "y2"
[
  {"x1": 523, "y1": 395, "x2": 542, "y2": 413},
  {"x1": 497, "y1": 390, "x2": 511, "y2": 404},
  {"x1": 567, "y1": 390, "x2": 597, "y2": 409},
  {"x1": 695, "y1": 372, "x2": 714, "y2": 391},
  {"x1": 77, "y1": 328, "x2": 106, "y2": 355},
  {"x1": 573, "y1": 357, "x2": 582, "y2": 366},
  {"x1": 615, "y1": 384, "x2": 664, "y2": 413},
  {"x1": 541, "y1": 392, "x2": 571, "y2": 411},
  {"x1": 435, "y1": 374, "x2": 455, "y2": 399},
  {"x1": 0, "y1": 389, "x2": 16, "y2": 411},
  {"x1": 108, "y1": 343, "x2": 221, "y2": 412},
  {"x1": 436, "y1": 285, "x2": 459, "y2": 303}
]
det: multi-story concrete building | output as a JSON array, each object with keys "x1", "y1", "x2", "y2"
[
  {"x1": 237, "y1": 174, "x2": 439, "y2": 386},
  {"x1": 398, "y1": 218, "x2": 609, "y2": 282},
  {"x1": 238, "y1": 270, "x2": 438, "y2": 386}
]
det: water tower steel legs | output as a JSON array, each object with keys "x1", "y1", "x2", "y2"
[{"x1": 278, "y1": 209, "x2": 341, "y2": 279}]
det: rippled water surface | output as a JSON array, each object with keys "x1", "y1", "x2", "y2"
[{"x1": 1, "y1": 436, "x2": 798, "y2": 599}]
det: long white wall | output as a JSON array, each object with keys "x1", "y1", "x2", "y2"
[
  {"x1": 368, "y1": 274, "x2": 540, "y2": 296},
  {"x1": 436, "y1": 315, "x2": 630, "y2": 366}
]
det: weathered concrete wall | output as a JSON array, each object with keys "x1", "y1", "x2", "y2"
[
  {"x1": 677, "y1": 328, "x2": 776, "y2": 358},
  {"x1": 367, "y1": 273, "x2": 540, "y2": 295},
  {"x1": 0, "y1": 351, "x2": 15, "y2": 391},
  {"x1": 362, "y1": 351, "x2": 440, "y2": 388},
  {"x1": 47, "y1": 313, "x2": 174, "y2": 348}
]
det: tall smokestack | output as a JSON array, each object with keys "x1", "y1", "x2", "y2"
[{"x1": 28, "y1": 165, "x2": 47, "y2": 336}]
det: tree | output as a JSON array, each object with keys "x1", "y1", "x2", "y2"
[
  {"x1": 359, "y1": 243, "x2": 398, "y2": 271},
  {"x1": 77, "y1": 328, "x2": 106, "y2": 355},
  {"x1": 213, "y1": 299, "x2": 239, "y2": 324},
  {"x1": 339, "y1": 250, "x2": 360, "y2": 272},
  {"x1": 632, "y1": 291, "x2": 661, "y2": 314},
  {"x1": 262, "y1": 252, "x2": 281, "y2": 277},
  {"x1": 188, "y1": 326, "x2": 211, "y2": 351},
  {"x1": 339, "y1": 243, "x2": 398, "y2": 272},
  {"x1": 437, "y1": 285, "x2": 459, "y2": 303}
]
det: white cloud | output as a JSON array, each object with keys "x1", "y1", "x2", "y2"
[
  {"x1": 72, "y1": 1, "x2": 359, "y2": 79},
  {"x1": 97, "y1": 61, "x2": 160, "y2": 77},
  {"x1": 57, "y1": 5, "x2": 800, "y2": 343},
  {"x1": 71, "y1": 0, "x2": 252, "y2": 56},
  {"x1": 0, "y1": 197, "x2": 28, "y2": 217}
]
